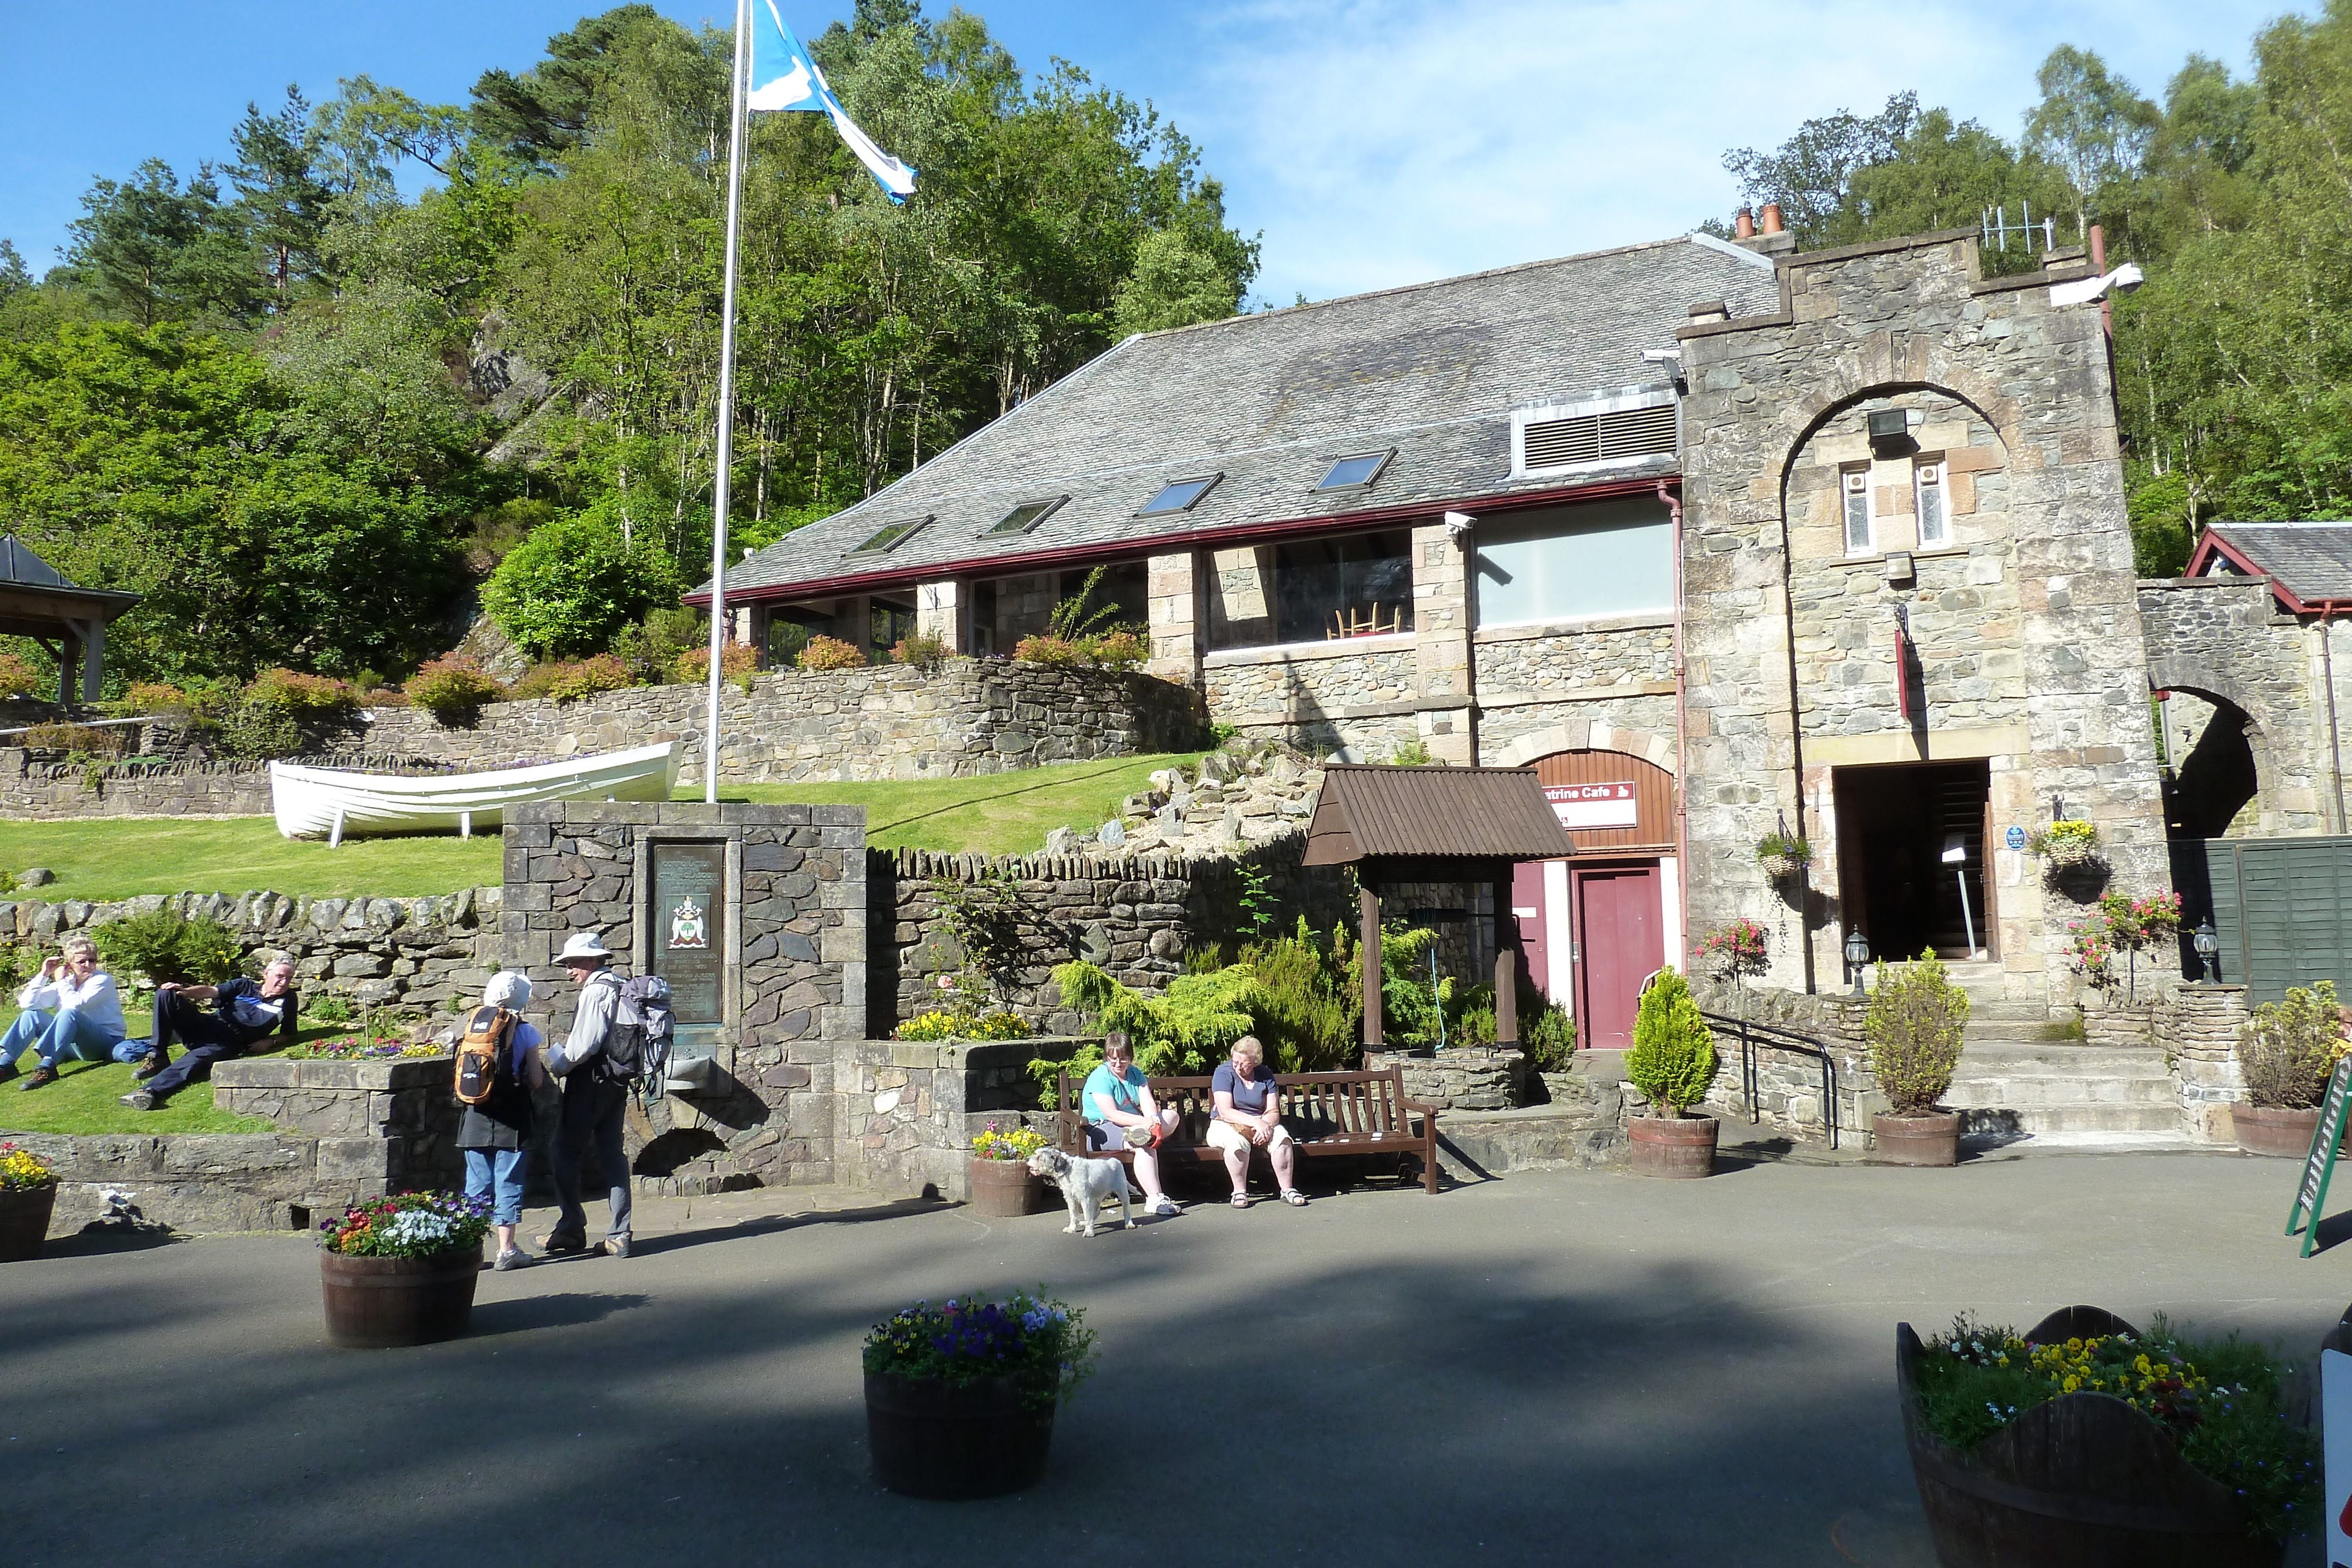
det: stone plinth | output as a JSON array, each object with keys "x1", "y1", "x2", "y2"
[{"x1": 2159, "y1": 983, "x2": 2250, "y2": 1142}]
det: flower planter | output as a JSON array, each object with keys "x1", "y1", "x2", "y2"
[
  {"x1": 1897, "y1": 1306, "x2": 2282, "y2": 1568},
  {"x1": 967, "y1": 1156, "x2": 1051, "y2": 1217},
  {"x1": 1873, "y1": 1109, "x2": 1961, "y2": 1167},
  {"x1": 319, "y1": 1245, "x2": 484, "y2": 1348},
  {"x1": 1758, "y1": 853, "x2": 1797, "y2": 880},
  {"x1": 865, "y1": 1372, "x2": 1057, "y2": 1499},
  {"x1": 1627, "y1": 1114, "x2": 1717, "y2": 1179},
  {"x1": 0, "y1": 1183, "x2": 59, "y2": 1262},
  {"x1": 2234, "y1": 1104, "x2": 2322, "y2": 1159}
]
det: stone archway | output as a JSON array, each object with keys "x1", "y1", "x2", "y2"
[
  {"x1": 1491, "y1": 721, "x2": 1677, "y2": 775},
  {"x1": 1770, "y1": 334, "x2": 2028, "y2": 491}
]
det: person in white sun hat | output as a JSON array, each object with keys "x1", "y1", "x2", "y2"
[{"x1": 540, "y1": 931, "x2": 633, "y2": 1258}]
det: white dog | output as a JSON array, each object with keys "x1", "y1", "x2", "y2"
[{"x1": 1027, "y1": 1145, "x2": 1134, "y2": 1236}]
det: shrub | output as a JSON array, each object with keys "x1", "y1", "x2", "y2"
[
  {"x1": 481, "y1": 511, "x2": 685, "y2": 658},
  {"x1": 673, "y1": 640, "x2": 760, "y2": 692},
  {"x1": 0, "y1": 653, "x2": 42, "y2": 700},
  {"x1": 1523, "y1": 999, "x2": 1578, "y2": 1071},
  {"x1": 1048, "y1": 959, "x2": 1261, "y2": 1078},
  {"x1": 245, "y1": 668, "x2": 359, "y2": 722},
  {"x1": 2238, "y1": 980, "x2": 2347, "y2": 1109},
  {"x1": 21, "y1": 722, "x2": 122, "y2": 756},
  {"x1": 1865, "y1": 950, "x2": 1970, "y2": 1113},
  {"x1": 1389, "y1": 738, "x2": 1435, "y2": 766},
  {"x1": 796, "y1": 634, "x2": 867, "y2": 671},
  {"x1": 405, "y1": 653, "x2": 505, "y2": 723},
  {"x1": 359, "y1": 687, "x2": 409, "y2": 707},
  {"x1": 894, "y1": 1008, "x2": 1030, "y2": 1042},
  {"x1": 610, "y1": 607, "x2": 706, "y2": 684},
  {"x1": 1241, "y1": 921, "x2": 1361, "y2": 1072},
  {"x1": 104, "y1": 681, "x2": 192, "y2": 717},
  {"x1": 1011, "y1": 633, "x2": 1087, "y2": 667},
  {"x1": 1011, "y1": 630, "x2": 1149, "y2": 671},
  {"x1": 1625, "y1": 968, "x2": 1715, "y2": 1116},
  {"x1": 890, "y1": 632, "x2": 949, "y2": 670},
  {"x1": 509, "y1": 654, "x2": 634, "y2": 704},
  {"x1": 1085, "y1": 628, "x2": 1149, "y2": 670},
  {"x1": 93, "y1": 908, "x2": 242, "y2": 987}
]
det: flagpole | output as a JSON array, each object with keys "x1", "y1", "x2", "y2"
[{"x1": 704, "y1": 0, "x2": 752, "y2": 805}]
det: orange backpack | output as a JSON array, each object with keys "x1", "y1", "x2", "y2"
[{"x1": 454, "y1": 1006, "x2": 517, "y2": 1106}]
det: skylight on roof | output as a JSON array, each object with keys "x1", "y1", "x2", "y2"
[
  {"x1": 1315, "y1": 451, "x2": 1393, "y2": 491},
  {"x1": 1138, "y1": 475, "x2": 1220, "y2": 516},
  {"x1": 850, "y1": 517, "x2": 931, "y2": 555},
  {"x1": 984, "y1": 496, "x2": 1069, "y2": 537}
]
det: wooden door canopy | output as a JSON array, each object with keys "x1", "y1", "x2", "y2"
[{"x1": 1301, "y1": 764, "x2": 1578, "y2": 870}]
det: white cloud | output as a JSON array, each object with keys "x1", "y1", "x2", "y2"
[{"x1": 1151, "y1": 0, "x2": 2287, "y2": 304}]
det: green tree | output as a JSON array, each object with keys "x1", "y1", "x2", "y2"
[
  {"x1": 482, "y1": 511, "x2": 684, "y2": 657},
  {"x1": 59, "y1": 160, "x2": 259, "y2": 328},
  {"x1": 225, "y1": 86, "x2": 335, "y2": 312},
  {"x1": 1625, "y1": 969, "x2": 1716, "y2": 1116},
  {"x1": 1114, "y1": 226, "x2": 1242, "y2": 335},
  {"x1": 2023, "y1": 45, "x2": 2160, "y2": 240}
]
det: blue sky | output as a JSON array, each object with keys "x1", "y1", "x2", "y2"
[{"x1": 0, "y1": 1, "x2": 2303, "y2": 307}]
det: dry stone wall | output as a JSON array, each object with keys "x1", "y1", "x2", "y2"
[
  {"x1": 2157, "y1": 982, "x2": 2249, "y2": 1142},
  {"x1": 0, "y1": 751, "x2": 450, "y2": 821},
  {"x1": 1202, "y1": 640, "x2": 1421, "y2": 760}
]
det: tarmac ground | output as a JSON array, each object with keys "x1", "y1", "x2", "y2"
[{"x1": 5, "y1": 1147, "x2": 2350, "y2": 1567}]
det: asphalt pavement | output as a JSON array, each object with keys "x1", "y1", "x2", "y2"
[{"x1": 5, "y1": 1148, "x2": 2348, "y2": 1567}]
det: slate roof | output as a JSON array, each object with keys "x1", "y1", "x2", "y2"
[
  {"x1": 700, "y1": 232, "x2": 1779, "y2": 602},
  {"x1": 2199, "y1": 523, "x2": 2352, "y2": 609},
  {"x1": 1302, "y1": 765, "x2": 1578, "y2": 865}
]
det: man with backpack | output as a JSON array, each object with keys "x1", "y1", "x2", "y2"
[
  {"x1": 540, "y1": 931, "x2": 636, "y2": 1259},
  {"x1": 456, "y1": 971, "x2": 549, "y2": 1272}
]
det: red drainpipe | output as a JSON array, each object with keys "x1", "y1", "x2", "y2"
[{"x1": 1659, "y1": 479, "x2": 1691, "y2": 972}]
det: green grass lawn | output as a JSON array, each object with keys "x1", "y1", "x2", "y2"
[
  {"x1": 0, "y1": 754, "x2": 1200, "y2": 903},
  {"x1": 0, "y1": 1014, "x2": 363, "y2": 1136}
]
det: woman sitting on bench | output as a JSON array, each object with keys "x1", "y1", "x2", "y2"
[
  {"x1": 1207, "y1": 1036, "x2": 1306, "y2": 1209},
  {"x1": 1083, "y1": 1036, "x2": 1182, "y2": 1218}
]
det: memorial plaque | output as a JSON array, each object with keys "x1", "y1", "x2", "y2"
[{"x1": 649, "y1": 840, "x2": 727, "y2": 1029}]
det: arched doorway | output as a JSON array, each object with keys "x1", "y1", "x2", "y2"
[
  {"x1": 2160, "y1": 688, "x2": 2261, "y2": 838},
  {"x1": 1508, "y1": 748, "x2": 1678, "y2": 1051}
]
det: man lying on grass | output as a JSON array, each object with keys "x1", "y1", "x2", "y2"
[{"x1": 121, "y1": 955, "x2": 300, "y2": 1112}]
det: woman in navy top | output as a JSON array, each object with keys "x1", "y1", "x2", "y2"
[{"x1": 1207, "y1": 1036, "x2": 1305, "y2": 1208}]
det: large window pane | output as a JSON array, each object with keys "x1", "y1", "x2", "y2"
[
  {"x1": 1473, "y1": 499, "x2": 1673, "y2": 627},
  {"x1": 1208, "y1": 529, "x2": 1415, "y2": 650}
]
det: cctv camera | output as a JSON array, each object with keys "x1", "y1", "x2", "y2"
[
  {"x1": 1443, "y1": 511, "x2": 1475, "y2": 536},
  {"x1": 2109, "y1": 262, "x2": 2144, "y2": 295}
]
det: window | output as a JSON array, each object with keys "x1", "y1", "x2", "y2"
[
  {"x1": 850, "y1": 517, "x2": 930, "y2": 556},
  {"x1": 984, "y1": 496, "x2": 1068, "y2": 537},
  {"x1": 1138, "y1": 475, "x2": 1221, "y2": 516},
  {"x1": 1472, "y1": 497, "x2": 1675, "y2": 627},
  {"x1": 1515, "y1": 399, "x2": 1677, "y2": 474},
  {"x1": 1913, "y1": 461, "x2": 1946, "y2": 547},
  {"x1": 1315, "y1": 451, "x2": 1393, "y2": 491},
  {"x1": 1842, "y1": 469, "x2": 1872, "y2": 555},
  {"x1": 1205, "y1": 530, "x2": 1415, "y2": 650}
]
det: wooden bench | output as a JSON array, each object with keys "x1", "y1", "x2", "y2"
[{"x1": 1054, "y1": 1066, "x2": 1442, "y2": 1194}]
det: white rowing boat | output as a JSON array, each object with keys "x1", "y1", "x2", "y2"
[{"x1": 270, "y1": 742, "x2": 679, "y2": 843}]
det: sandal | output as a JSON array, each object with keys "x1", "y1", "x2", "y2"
[
  {"x1": 1229, "y1": 1192, "x2": 1251, "y2": 1208},
  {"x1": 1281, "y1": 1189, "x2": 1308, "y2": 1208}
]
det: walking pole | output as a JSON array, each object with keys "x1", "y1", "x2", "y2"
[{"x1": 703, "y1": 0, "x2": 751, "y2": 805}]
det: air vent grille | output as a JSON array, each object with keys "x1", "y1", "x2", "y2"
[{"x1": 1521, "y1": 402, "x2": 1676, "y2": 471}]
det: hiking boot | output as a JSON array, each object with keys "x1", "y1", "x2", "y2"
[
  {"x1": 0, "y1": 1061, "x2": 18, "y2": 1086},
  {"x1": 602, "y1": 1233, "x2": 632, "y2": 1259},
  {"x1": 492, "y1": 1248, "x2": 533, "y2": 1272},
  {"x1": 119, "y1": 1090, "x2": 158, "y2": 1111},
  {"x1": 132, "y1": 1053, "x2": 168, "y2": 1080},
  {"x1": 18, "y1": 1065, "x2": 56, "y2": 1091},
  {"x1": 536, "y1": 1229, "x2": 587, "y2": 1255}
]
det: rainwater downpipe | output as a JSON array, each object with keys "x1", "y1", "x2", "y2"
[
  {"x1": 2325, "y1": 607, "x2": 2347, "y2": 834},
  {"x1": 1660, "y1": 478, "x2": 1691, "y2": 972}
]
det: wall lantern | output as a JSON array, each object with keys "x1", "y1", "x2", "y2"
[
  {"x1": 1867, "y1": 408, "x2": 1915, "y2": 456},
  {"x1": 1843, "y1": 928, "x2": 1870, "y2": 996},
  {"x1": 2193, "y1": 920, "x2": 2220, "y2": 984}
]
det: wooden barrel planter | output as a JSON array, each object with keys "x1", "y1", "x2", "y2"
[
  {"x1": 320, "y1": 1245, "x2": 484, "y2": 1348},
  {"x1": 1627, "y1": 1114, "x2": 1717, "y2": 1178},
  {"x1": 1897, "y1": 1306, "x2": 2283, "y2": 1568},
  {"x1": 1873, "y1": 1109, "x2": 1962, "y2": 1166},
  {"x1": 967, "y1": 1157, "x2": 1050, "y2": 1217},
  {"x1": 866, "y1": 1372, "x2": 1057, "y2": 1499},
  {"x1": 0, "y1": 1183, "x2": 58, "y2": 1262},
  {"x1": 2234, "y1": 1105, "x2": 2320, "y2": 1159}
]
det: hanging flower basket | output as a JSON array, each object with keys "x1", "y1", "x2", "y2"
[
  {"x1": 1754, "y1": 831, "x2": 1812, "y2": 881},
  {"x1": 2027, "y1": 820, "x2": 2100, "y2": 868}
]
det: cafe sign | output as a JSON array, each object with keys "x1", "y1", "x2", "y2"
[{"x1": 1545, "y1": 781, "x2": 1638, "y2": 831}]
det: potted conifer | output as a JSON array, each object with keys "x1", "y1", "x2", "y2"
[
  {"x1": 2233, "y1": 981, "x2": 2342, "y2": 1157},
  {"x1": 1624, "y1": 969, "x2": 1719, "y2": 1178},
  {"x1": 1866, "y1": 951, "x2": 1969, "y2": 1166},
  {"x1": 0, "y1": 1141, "x2": 61, "y2": 1262}
]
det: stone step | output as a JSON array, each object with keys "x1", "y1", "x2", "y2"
[
  {"x1": 1946, "y1": 1075, "x2": 2178, "y2": 1108},
  {"x1": 1950, "y1": 1044, "x2": 2173, "y2": 1079},
  {"x1": 1960, "y1": 1104, "x2": 2189, "y2": 1136},
  {"x1": 1965, "y1": 1128, "x2": 2207, "y2": 1156}
]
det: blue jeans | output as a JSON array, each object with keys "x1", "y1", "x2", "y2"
[
  {"x1": 464, "y1": 1146, "x2": 527, "y2": 1228},
  {"x1": 0, "y1": 1008, "x2": 135, "y2": 1069}
]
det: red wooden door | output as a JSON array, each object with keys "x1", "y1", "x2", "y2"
[
  {"x1": 1511, "y1": 860, "x2": 1549, "y2": 1002},
  {"x1": 1574, "y1": 865, "x2": 1661, "y2": 1052}
]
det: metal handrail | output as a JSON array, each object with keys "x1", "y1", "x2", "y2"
[{"x1": 1700, "y1": 1008, "x2": 1841, "y2": 1149}]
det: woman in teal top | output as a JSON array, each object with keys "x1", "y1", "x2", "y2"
[{"x1": 1081, "y1": 1036, "x2": 1181, "y2": 1218}]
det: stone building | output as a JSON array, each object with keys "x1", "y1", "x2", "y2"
[{"x1": 704, "y1": 223, "x2": 2163, "y2": 1029}]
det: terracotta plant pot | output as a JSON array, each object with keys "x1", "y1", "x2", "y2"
[
  {"x1": 2234, "y1": 1104, "x2": 2321, "y2": 1159},
  {"x1": 1627, "y1": 1114, "x2": 1718, "y2": 1179},
  {"x1": 967, "y1": 1156, "x2": 1050, "y2": 1217},
  {"x1": 1874, "y1": 1109, "x2": 1962, "y2": 1166},
  {"x1": 319, "y1": 1245, "x2": 484, "y2": 1348},
  {"x1": 1897, "y1": 1305, "x2": 2281, "y2": 1567},
  {"x1": 0, "y1": 1183, "x2": 59, "y2": 1262},
  {"x1": 866, "y1": 1372, "x2": 1057, "y2": 1499}
]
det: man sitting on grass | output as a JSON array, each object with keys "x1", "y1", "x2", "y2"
[
  {"x1": 0, "y1": 934, "x2": 139, "y2": 1090},
  {"x1": 122, "y1": 955, "x2": 300, "y2": 1111}
]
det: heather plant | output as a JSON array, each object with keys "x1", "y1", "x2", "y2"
[
  {"x1": 405, "y1": 653, "x2": 503, "y2": 724},
  {"x1": 890, "y1": 632, "x2": 949, "y2": 670},
  {"x1": 1625, "y1": 968, "x2": 1715, "y2": 1116},
  {"x1": 2237, "y1": 980, "x2": 2347, "y2": 1109},
  {"x1": 1865, "y1": 950, "x2": 1970, "y2": 1113},
  {"x1": 796, "y1": 634, "x2": 867, "y2": 671}
]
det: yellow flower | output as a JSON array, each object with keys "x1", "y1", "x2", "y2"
[{"x1": 2063, "y1": 1376, "x2": 2080, "y2": 1392}]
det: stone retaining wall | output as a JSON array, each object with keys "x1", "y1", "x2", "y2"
[
  {"x1": 2159, "y1": 982, "x2": 2250, "y2": 1141},
  {"x1": 1366, "y1": 1045, "x2": 1531, "y2": 1111},
  {"x1": 0, "y1": 888, "x2": 500, "y2": 1012},
  {"x1": 1691, "y1": 982, "x2": 1881, "y2": 1147},
  {"x1": 0, "y1": 751, "x2": 453, "y2": 820}
]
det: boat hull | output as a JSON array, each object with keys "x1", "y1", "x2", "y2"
[{"x1": 270, "y1": 743, "x2": 679, "y2": 840}]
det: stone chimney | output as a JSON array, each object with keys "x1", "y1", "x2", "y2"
[{"x1": 1732, "y1": 199, "x2": 1798, "y2": 258}]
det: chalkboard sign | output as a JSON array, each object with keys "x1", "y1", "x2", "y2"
[{"x1": 2287, "y1": 1056, "x2": 2352, "y2": 1258}]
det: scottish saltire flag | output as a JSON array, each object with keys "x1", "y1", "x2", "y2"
[{"x1": 748, "y1": 0, "x2": 917, "y2": 203}]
